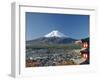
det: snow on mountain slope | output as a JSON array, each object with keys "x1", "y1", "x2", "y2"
[{"x1": 44, "y1": 30, "x2": 68, "y2": 38}]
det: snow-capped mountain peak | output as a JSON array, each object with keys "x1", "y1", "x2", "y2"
[{"x1": 44, "y1": 30, "x2": 68, "y2": 38}]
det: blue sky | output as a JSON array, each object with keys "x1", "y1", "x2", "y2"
[{"x1": 26, "y1": 12, "x2": 89, "y2": 40}]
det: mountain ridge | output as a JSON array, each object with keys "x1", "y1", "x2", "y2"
[
  {"x1": 26, "y1": 37, "x2": 77, "y2": 46},
  {"x1": 26, "y1": 30, "x2": 77, "y2": 46},
  {"x1": 44, "y1": 30, "x2": 68, "y2": 38}
]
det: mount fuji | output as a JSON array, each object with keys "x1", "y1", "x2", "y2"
[
  {"x1": 44, "y1": 30, "x2": 67, "y2": 38},
  {"x1": 26, "y1": 30, "x2": 77, "y2": 46}
]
